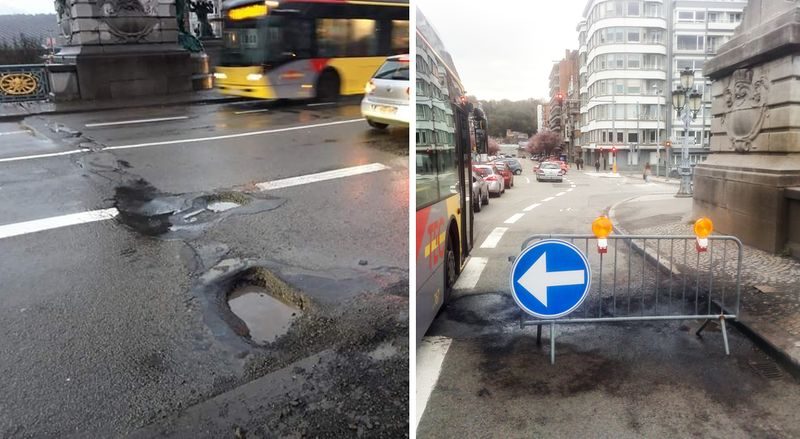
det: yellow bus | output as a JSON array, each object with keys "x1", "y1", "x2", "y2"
[{"x1": 215, "y1": 0, "x2": 409, "y2": 101}]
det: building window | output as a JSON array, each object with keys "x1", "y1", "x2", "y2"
[
  {"x1": 628, "y1": 132, "x2": 639, "y2": 143},
  {"x1": 627, "y1": 1, "x2": 639, "y2": 16},
  {"x1": 677, "y1": 35, "x2": 703, "y2": 51}
]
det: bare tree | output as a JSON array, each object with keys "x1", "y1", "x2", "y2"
[{"x1": 488, "y1": 137, "x2": 500, "y2": 155}]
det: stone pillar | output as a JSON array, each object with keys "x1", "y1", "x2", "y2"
[
  {"x1": 53, "y1": 0, "x2": 191, "y2": 100},
  {"x1": 699, "y1": 0, "x2": 800, "y2": 255}
]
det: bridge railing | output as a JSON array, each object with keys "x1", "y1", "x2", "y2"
[{"x1": 0, "y1": 64, "x2": 51, "y2": 103}]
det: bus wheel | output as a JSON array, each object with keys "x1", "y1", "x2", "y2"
[
  {"x1": 444, "y1": 237, "x2": 457, "y2": 304},
  {"x1": 316, "y1": 70, "x2": 340, "y2": 101}
]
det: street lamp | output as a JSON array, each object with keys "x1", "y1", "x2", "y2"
[{"x1": 671, "y1": 68, "x2": 703, "y2": 197}]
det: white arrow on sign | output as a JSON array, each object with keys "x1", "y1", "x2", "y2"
[{"x1": 517, "y1": 252, "x2": 585, "y2": 307}]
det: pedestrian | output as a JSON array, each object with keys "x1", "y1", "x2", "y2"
[
  {"x1": 643, "y1": 162, "x2": 652, "y2": 182},
  {"x1": 594, "y1": 159, "x2": 600, "y2": 173}
]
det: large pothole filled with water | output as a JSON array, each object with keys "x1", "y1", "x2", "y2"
[{"x1": 224, "y1": 267, "x2": 311, "y2": 345}]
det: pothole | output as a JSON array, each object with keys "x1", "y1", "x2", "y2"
[
  {"x1": 227, "y1": 284, "x2": 300, "y2": 345},
  {"x1": 207, "y1": 201, "x2": 240, "y2": 212},
  {"x1": 224, "y1": 267, "x2": 312, "y2": 345}
]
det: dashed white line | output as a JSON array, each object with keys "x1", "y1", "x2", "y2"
[
  {"x1": 0, "y1": 130, "x2": 29, "y2": 136},
  {"x1": 504, "y1": 213, "x2": 525, "y2": 224},
  {"x1": 234, "y1": 108, "x2": 270, "y2": 115},
  {"x1": 542, "y1": 197, "x2": 555, "y2": 202},
  {"x1": 453, "y1": 257, "x2": 488, "y2": 290},
  {"x1": 480, "y1": 227, "x2": 508, "y2": 248},
  {"x1": 85, "y1": 116, "x2": 189, "y2": 127},
  {"x1": 567, "y1": 188, "x2": 574, "y2": 192},
  {"x1": 416, "y1": 336, "x2": 453, "y2": 432},
  {"x1": 0, "y1": 149, "x2": 86, "y2": 164},
  {"x1": 525, "y1": 177, "x2": 530, "y2": 184},
  {"x1": 556, "y1": 192, "x2": 566, "y2": 196},
  {"x1": 255, "y1": 163, "x2": 389, "y2": 191},
  {"x1": 523, "y1": 203, "x2": 541, "y2": 212},
  {"x1": 0, "y1": 208, "x2": 119, "y2": 240}
]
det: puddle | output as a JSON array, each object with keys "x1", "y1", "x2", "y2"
[
  {"x1": 227, "y1": 284, "x2": 300, "y2": 345},
  {"x1": 207, "y1": 201, "x2": 240, "y2": 212}
]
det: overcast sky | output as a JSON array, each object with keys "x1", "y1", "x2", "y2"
[
  {"x1": 417, "y1": 0, "x2": 586, "y2": 101},
  {"x1": 0, "y1": 0, "x2": 55, "y2": 15}
]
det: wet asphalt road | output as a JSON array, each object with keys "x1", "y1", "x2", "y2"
[
  {"x1": 0, "y1": 98, "x2": 408, "y2": 437},
  {"x1": 417, "y1": 169, "x2": 800, "y2": 438}
]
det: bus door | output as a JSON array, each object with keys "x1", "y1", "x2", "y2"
[{"x1": 453, "y1": 104, "x2": 474, "y2": 259}]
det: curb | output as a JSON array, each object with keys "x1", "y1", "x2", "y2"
[
  {"x1": 608, "y1": 195, "x2": 800, "y2": 375},
  {"x1": 0, "y1": 95, "x2": 250, "y2": 122}
]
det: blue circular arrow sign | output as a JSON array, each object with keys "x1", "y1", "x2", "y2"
[{"x1": 510, "y1": 239, "x2": 592, "y2": 319}]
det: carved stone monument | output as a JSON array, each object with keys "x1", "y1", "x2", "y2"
[
  {"x1": 700, "y1": 0, "x2": 800, "y2": 256},
  {"x1": 53, "y1": 0, "x2": 192, "y2": 100}
]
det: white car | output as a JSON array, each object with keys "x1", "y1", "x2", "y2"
[
  {"x1": 474, "y1": 164, "x2": 505, "y2": 197},
  {"x1": 361, "y1": 54, "x2": 410, "y2": 129},
  {"x1": 536, "y1": 162, "x2": 564, "y2": 182}
]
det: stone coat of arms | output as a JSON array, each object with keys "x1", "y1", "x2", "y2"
[{"x1": 720, "y1": 68, "x2": 770, "y2": 153}]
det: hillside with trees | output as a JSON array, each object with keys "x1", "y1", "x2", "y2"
[{"x1": 474, "y1": 98, "x2": 542, "y2": 138}]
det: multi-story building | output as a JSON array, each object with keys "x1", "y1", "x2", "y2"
[
  {"x1": 546, "y1": 50, "x2": 579, "y2": 159},
  {"x1": 577, "y1": 0, "x2": 745, "y2": 173}
]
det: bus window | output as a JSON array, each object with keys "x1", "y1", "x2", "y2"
[
  {"x1": 284, "y1": 18, "x2": 313, "y2": 58},
  {"x1": 317, "y1": 18, "x2": 349, "y2": 57},
  {"x1": 392, "y1": 20, "x2": 409, "y2": 54},
  {"x1": 349, "y1": 19, "x2": 378, "y2": 56},
  {"x1": 416, "y1": 149, "x2": 439, "y2": 208}
]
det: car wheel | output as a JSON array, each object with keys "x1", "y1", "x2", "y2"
[
  {"x1": 482, "y1": 190, "x2": 489, "y2": 205},
  {"x1": 473, "y1": 193, "x2": 481, "y2": 212},
  {"x1": 515, "y1": 169, "x2": 522, "y2": 175},
  {"x1": 367, "y1": 119, "x2": 388, "y2": 129},
  {"x1": 316, "y1": 70, "x2": 340, "y2": 102}
]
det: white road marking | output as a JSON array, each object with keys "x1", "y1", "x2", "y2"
[
  {"x1": 523, "y1": 203, "x2": 541, "y2": 212},
  {"x1": 525, "y1": 177, "x2": 530, "y2": 184},
  {"x1": 504, "y1": 213, "x2": 525, "y2": 224},
  {"x1": 255, "y1": 163, "x2": 389, "y2": 191},
  {"x1": 104, "y1": 119, "x2": 362, "y2": 152},
  {"x1": 0, "y1": 208, "x2": 118, "y2": 240},
  {"x1": 571, "y1": 184, "x2": 577, "y2": 188},
  {"x1": 307, "y1": 102, "x2": 336, "y2": 107},
  {"x1": 416, "y1": 336, "x2": 453, "y2": 432},
  {"x1": 453, "y1": 257, "x2": 488, "y2": 290},
  {"x1": 234, "y1": 108, "x2": 270, "y2": 115},
  {"x1": 0, "y1": 119, "x2": 363, "y2": 164},
  {"x1": 85, "y1": 116, "x2": 189, "y2": 128},
  {"x1": 567, "y1": 188, "x2": 574, "y2": 192},
  {"x1": 556, "y1": 192, "x2": 566, "y2": 196},
  {"x1": 480, "y1": 227, "x2": 508, "y2": 249},
  {"x1": 542, "y1": 197, "x2": 555, "y2": 202},
  {"x1": 0, "y1": 130, "x2": 29, "y2": 136}
]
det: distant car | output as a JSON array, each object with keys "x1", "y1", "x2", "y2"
[
  {"x1": 491, "y1": 161, "x2": 514, "y2": 188},
  {"x1": 536, "y1": 162, "x2": 564, "y2": 182},
  {"x1": 500, "y1": 158, "x2": 523, "y2": 175},
  {"x1": 472, "y1": 174, "x2": 489, "y2": 212},
  {"x1": 473, "y1": 165, "x2": 504, "y2": 197},
  {"x1": 361, "y1": 54, "x2": 409, "y2": 129}
]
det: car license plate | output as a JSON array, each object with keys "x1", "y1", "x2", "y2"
[{"x1": 372, "y1": 105, "x2": 397, "y2": 114}]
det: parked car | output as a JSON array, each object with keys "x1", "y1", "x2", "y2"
[
  {"x1": 491, "y1": 161, "x2": 514, "y2": 188},
  {"x1": 360, "y1": 54, "x2": 409, "y2": 129},
  {"x1": 472, "y1": 174, "x2": 489, "y2": 212},
  {"x1": 473, "y1": 165, "x2": 504, "y2": 197},
  {"x1": 536, "y1": 162, "x2": 564, "y2": 182}
]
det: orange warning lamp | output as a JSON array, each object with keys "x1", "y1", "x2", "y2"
[
  {"x1": 592, "y1": 216, "x2": 613, "y2": 253},
  {"x1": 694, "y1": 217, "x2": 713, "y2": 252}
]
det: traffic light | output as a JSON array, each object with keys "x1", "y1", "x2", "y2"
[
  {"x1": 556, "y1": 92, "x2": 564, "y2": 103},
  {"x1": 665, "y1": 140, "x2": 672, "y2": 148},
  {"x1": 611, "y1": 146, "x2": 617, "y2": 155}
]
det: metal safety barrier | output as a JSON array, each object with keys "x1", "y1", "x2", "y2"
[
  {"x1": 515, "y1": 234, "x2": 743, "y2": 364},
  {"x1": 0, "y1": 64, "x2": 51, "y2": 103}
]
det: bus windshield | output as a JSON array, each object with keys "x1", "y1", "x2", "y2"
[{"x1": 221, "y1": 15, "x2": 312, "y2": 66}]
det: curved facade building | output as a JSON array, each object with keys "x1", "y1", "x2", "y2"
[{"x1": 580, "y1": 0, "x2": 668, "y2": 170}]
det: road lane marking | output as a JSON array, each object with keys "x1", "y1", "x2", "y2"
[
  {"x1": 0, "y1": 130, "x2": 29, "y2": 136},
  {"x1": 523, "y1": 203, "x2": 541, "y2": 212},
  {"x1": 85, "y1": 116, "x2": 189, "y2": 127},
  {"x1": 504, "y1": 213, "x2": 524, "y2": 224},
  {"x1": 525, "y1": 177, "x2": 530, "y2": 183},
  {"x1": 234, "y1": 108, "x2": 270, "y2": 115},
  {"x1": 453, "y1": 257, "x2": 488, "y2": 290},
  {"x1": 567, "y1": 188, "x2": 574, "y2": 192},
  {"x1": 0, "y1": 208, "x2": 118, "y2": 240},
  {"x1": 542, "y1": 197, "x2": 555, "y2": 202},
  {"x1": 104, "y1": 119, "x2": 362, "y2": 152},
  {"x1": 0, "y1": 119, "x2": 363, "y2": 164},
  {"x1": 416, "y1": 336, "x2": 452, "y2": 432},
  {"x1": 255, "y1": 163, "x2": 389, "y2": 191},
  {"x1": 480, "y1": 227, "x2": 508, "y2": 249},
  {"x1": 556, "y1": 192, "x2": 566, "y2": 196}
]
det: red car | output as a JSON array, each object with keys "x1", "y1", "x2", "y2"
[{"x1": 490, "y1": 161, "x2": 514, "y2": 189}]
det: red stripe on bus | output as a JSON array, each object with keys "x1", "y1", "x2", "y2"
[
  {"x1": 309, "y1": 58, "x2": 330, "y2": 73},
  {"x1": 416, "y1": 207, "x2": 431, "y2": 252}
]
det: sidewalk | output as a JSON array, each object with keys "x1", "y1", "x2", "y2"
[
  {"x1": 610, "y1": 193, "x2": 800, "y2": 370},
  {"x1": 0, "y1": 89, "x2": 247, "y2": 120}
]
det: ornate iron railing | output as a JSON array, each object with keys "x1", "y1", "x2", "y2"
[{"x1": 0, "y1": 64, "x2": 51, "y2": 103}]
